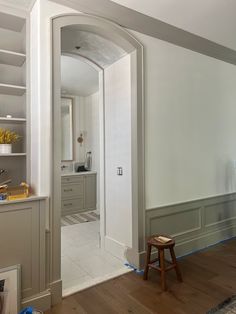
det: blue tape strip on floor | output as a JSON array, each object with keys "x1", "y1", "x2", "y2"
[
  {"x1": 176, "y1": 235, "x2": 236, "y2": 260},
  {"x1": 124, "y1": 262, "x2": 144, "y2": 275}
]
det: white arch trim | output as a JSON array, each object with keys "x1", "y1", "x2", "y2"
[{"x1": 51, "y1": 13, "x2": 145, "y2": 300}]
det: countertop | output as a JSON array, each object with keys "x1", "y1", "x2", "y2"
[
  {"x1": 0, "y1": 195, "x2": 48, "y2": 205},
  {"x1": 61, "y1": 171, "x2": 97, "y2": 177}
]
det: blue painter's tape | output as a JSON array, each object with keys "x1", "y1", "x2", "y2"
[
  {"x1": 124, "y1": 262, "x2": 144, "y2": 275},
  {"x1": 176, "y1": 236, "x2": 236, "y2": 260}
]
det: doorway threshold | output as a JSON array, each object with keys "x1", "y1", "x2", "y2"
[{"x1": 62, "y1": 267, "x2": 131, "y2": 297}]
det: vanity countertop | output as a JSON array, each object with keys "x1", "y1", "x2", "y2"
[{"x1": 61, "y1": 171, "x2": 97, "y2": 177}]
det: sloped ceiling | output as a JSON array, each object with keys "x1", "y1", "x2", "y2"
[
  {"x1": 110, "y1": 0, "x2": 236, "y2": 50},
  {"x1": 61, "y1": 55, "x2": 99, "y2": 96},
  {"x1": 4, "y1": 0, "x2": 236, "y2": 51}
]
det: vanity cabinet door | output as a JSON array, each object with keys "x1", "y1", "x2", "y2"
[
  {"x1": 84, "y1": 174, "x2": 97, "y2": 210},
  {"x1": 61, "y1": 182, "x2": 84, "y2": 199},
  {"x1": 62, "y1": 197, "x2": 84, "y2": 214}
]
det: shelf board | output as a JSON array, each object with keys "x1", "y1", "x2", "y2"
[
  {"x1": 0, "y1": 12, "x2": 25, "y2": 32},
  {"x1": 0, "y1": 49, "x2": 26, "y2": 66},
  {"x1": 0, "y1": 83, "x2": 26, "y2": 96},
  {"x1": 0, "y1": 153, "x2": 26, "y2": 157},
  {"x1": 0, "y1": 117, "x2": 26, "y2": 123}
]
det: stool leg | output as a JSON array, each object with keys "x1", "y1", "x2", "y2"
[
  {"x1": 143, "y1": 244, "x2": 151, "y2": 280},
  {"x1": 159, "y1": 248, "x2": 167, "y2": 291},
  {"x1": 170, "y1": 247, "x2": 183, "y2": 282}
]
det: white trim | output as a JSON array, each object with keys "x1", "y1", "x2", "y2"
[
  {"x1": 51, "y1": 14, "x2": 144, "y2": 302},
  {"x1": 63, "y1": 267, "x2": 131, "y2": 298}
]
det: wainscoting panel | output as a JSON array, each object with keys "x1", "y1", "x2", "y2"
[
  {"x1": 0, "y1": 197, "x2": 48, "y2": 302},
  {"x1": 148, "y1": 207, "x2": 201, "y2": 238},
  {"x1": 146, "y1": 193, "x2": 236, "y2": 258}
]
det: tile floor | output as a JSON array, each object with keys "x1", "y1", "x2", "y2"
[{"x1": 61, "y1": 220, "x2": 130, "y2": 296}]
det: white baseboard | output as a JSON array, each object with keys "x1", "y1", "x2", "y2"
[{"x1": 104, "y1": 236, "x2": 126, "y2": 261}]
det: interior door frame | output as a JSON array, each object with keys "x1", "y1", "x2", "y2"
[{"x1": 51, "y1": 13, "x2": 145, "y2": 292}]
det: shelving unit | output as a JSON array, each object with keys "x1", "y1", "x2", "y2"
[
  {"x1": 0, "y1": 83, "x2": 26, "y2": 96},
  {"x1": 0, "y1": 153, "x2": 26, "y2": 157},
  {"x1": 0, "y1": 117, "x2": 26, "y2": 123},
  {"x1": 0, "y1": 12, "x2": 28, "y2": 185},
  {"x1": 0, "y1": 49, "x2": 26, "y2": 66}
]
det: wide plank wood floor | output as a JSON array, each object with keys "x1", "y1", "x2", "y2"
[{"x1": 46, "y1": 238, "x2": 236, "y2": 313}]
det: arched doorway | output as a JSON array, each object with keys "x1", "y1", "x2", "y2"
[{"x1": 51, "y1": 13, "x2": 144, "y2": 298}]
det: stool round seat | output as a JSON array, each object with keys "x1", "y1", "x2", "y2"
[
  {"x1": 143, "y1": 234, "x2": 182, "y2": 290},
  {"x1": 147, "y1": 235, "x2": 175, "y2": 248}
]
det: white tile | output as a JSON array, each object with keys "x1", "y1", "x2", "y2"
[
  {"x1": 77, "y1": 255, "x2": 120, "y2": 278},
  {"x1": 61, "y1": 220, "x2": 129, "y2": 294},
  {"x1": 61, "y1": 256, "x2": 88, "y2": 282},
  {"x1": 63, "y1": 242, "x2": 98, "y2": 262},
  {"x1": 62, "y1": 268, "x2": 131, "y2": 298},
  {"x1": 62, "y1": 274, "x2": 92, "y2": 291}
]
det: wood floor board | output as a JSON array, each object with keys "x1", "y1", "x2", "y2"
[{"x1": 46, "y1": 239, "x2": 236, "y2": 314}]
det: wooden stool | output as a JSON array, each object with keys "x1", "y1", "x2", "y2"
[{"x1": 143, "y1": 235, "x2": 182, "y2": 290}]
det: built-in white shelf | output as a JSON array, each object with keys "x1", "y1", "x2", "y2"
[
  {"x1": 0, "y1": 83, "x2": 26, "y2": 96},
  {"x1": 0, "y1": 49, "x2": 26, "y2": 66},
  {"x1": 0, "y1": 117, "x2": 26, "y2": 123},
  {"x1": 0, "y1": 12, "x2": 25, "y2": 32},
  {"x1": 0, "y1": 153, "x2": 26, "y2": 157}
]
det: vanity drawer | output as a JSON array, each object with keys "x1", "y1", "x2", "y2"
[
  {"x1": 61, "y1": 198, "x2": 84, "y2": 214},
  {"x1": 62, "y1": 176, "x2": 83, "y2": 184},
  {"x1": 61, "y1": 183, "x2": 84, "y2": 199}
]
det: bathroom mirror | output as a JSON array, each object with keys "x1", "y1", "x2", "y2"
[{"x1": 61, "y1": 97, "x2": 73, "y2": 161}]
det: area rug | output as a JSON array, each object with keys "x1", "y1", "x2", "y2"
[
  {"x1": 61, "y1": 211, "x2": 100, "y2": 227},
  {"x1": 207, "y1": 295, "x2": 236, "y2": 313}
]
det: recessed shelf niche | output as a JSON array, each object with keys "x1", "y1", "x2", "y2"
[{"x1": 0, "y1": 12, "x2": 28, "y2": 185}]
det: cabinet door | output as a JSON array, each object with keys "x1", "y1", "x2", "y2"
[
  {"x1": 61, "y1": 182, "x2": 84, "y2": 199},
  {"x1": 84, "y1": 174, "x2": 97, "y2": 210}
]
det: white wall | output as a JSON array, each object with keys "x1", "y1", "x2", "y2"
[
  {"x1": 104, "y1": 54, "x2": 132, "y2": 248},
  {"x1": 129, "y1": 30, "x2": 236, "y2": 209},
  {"x1": 73, "y1": 95, "x2": 85, "y2": 162},
  {"x1": 30, "y1": 0, "x2": 77, "y2": 195},
  {"x1": 84, "y1": 92, "x2": 100, "y2": 210},
  {"x1": 31, "y1": 0, "x2": 236, "y2": 241}
]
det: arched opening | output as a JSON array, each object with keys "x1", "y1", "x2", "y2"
[{"x1": 52, "y1": 13, "x2": 144, "y2": 297}]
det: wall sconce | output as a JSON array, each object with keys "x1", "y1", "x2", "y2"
[{"x1": 77, "y1": 133, "x2": 84, "y2": 146}]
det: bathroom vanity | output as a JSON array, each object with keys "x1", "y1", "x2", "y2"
[{"x1": 61, "y1": 171, "x2": 97, "y2": 216}]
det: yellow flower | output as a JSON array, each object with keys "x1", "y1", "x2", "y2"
[{"x1": 0, "y1": 128, "x2": 21, "y2": 144}]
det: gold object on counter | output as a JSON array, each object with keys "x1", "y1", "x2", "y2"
[{"x1": 0, "y1": 182, "x2": 29, "y2": 200}]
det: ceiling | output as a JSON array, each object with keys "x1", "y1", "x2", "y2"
[
  {"x1": 2, "y1": 0, "x2": 236, "y2": 50},
  {"x1": 110, "y1": 0, "x2": 236, "y2": 50},
  {"x1": 61, "y1": 55, "x2": 99, "y2": 96},
  {"x1": 0, "y1": 0, "x2": 35, "y2": 10},
  {"x1": 61, "y1": 28, "x2": 126, "y2": 68}
]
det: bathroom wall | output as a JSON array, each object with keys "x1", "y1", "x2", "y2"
[
  {"x1": 62, "y1": 92, "x2": 100, "y2": 208},
  {"x1": 104, "y1": 54, "x2": 133, "y2": 248}
]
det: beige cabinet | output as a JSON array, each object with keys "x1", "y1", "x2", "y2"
[
  {"x1": 0, "y1": 197, "x2": 47, "y2": 303},
  {"x1": 61, "y1": 173, "x2": 97, "y2": 215},
  {"x1": 84, "y1": 174, "x2": 97, "y2": 210}
]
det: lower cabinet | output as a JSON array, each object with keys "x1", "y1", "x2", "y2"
[
  {"x1": 61, "y1": 173, "x2": 97, "y2": 216},
  {"x1": 0, "y1": 197, "x2": 47, "y2": 302}
]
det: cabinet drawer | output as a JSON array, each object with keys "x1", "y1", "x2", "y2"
[
  {"x1": 61, "y1": 198, "x2": 84, "y2": 214},
  {"x1": 62, "y1": 176, "x2": 83, "y2": 184},
  {"x1": 61, "y1": 183, "x2": 83, "y2": 199}
]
